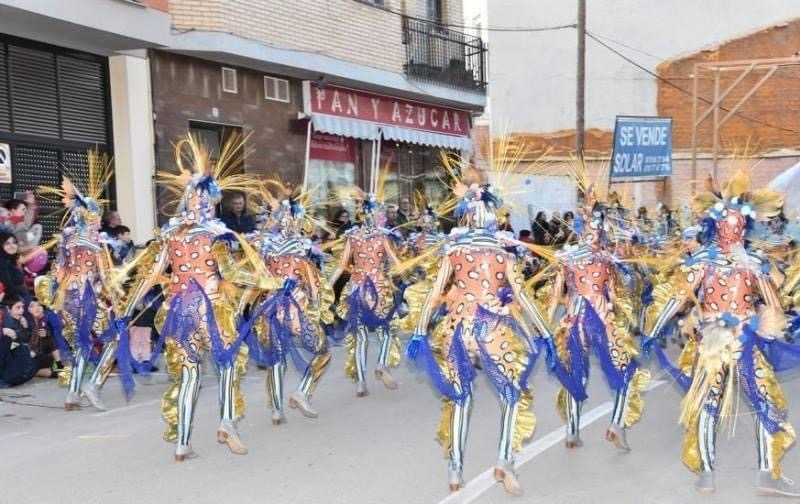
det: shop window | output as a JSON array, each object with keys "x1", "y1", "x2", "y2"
[
  {"x1": 307, "y1": 131, "x2": 357, "y2": 229},
  {"x1": 264, "y1": 76, "x2": 290, "y2": 103},
  {"x1": 221, "y1": 67, "x2": 238, "y2": 94}
]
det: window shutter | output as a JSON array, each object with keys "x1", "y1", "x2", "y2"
[
  {"x1": 8, "y1": 45, "x2": 59, "y2": 138},
  {"x1": 58, "y1": 55, "x2": 108, "y2": 144},
  {"x1": 0, "y1": 43, "x2": 10, "y2": 133}
]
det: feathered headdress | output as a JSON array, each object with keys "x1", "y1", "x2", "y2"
[
  {"x1": 693, "y1": 170, "x2": 783, "y2": 223},
  {"x1": 257, "y1": 178, "x2": 329, "y2": 235},
  {"x1": 157, "y1": 132, "x2": 255, "y2": 220},
  {"x1": 38, "y1": 150, "x2": 113, "y2": 229}
]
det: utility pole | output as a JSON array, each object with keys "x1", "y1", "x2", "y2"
[{"x1": 576, "y1": 0, "x2": 586, "y2": 160}]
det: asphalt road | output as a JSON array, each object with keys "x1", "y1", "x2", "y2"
[{"x1": 2, "y1": 339, "x2": 800, "y2": 504}]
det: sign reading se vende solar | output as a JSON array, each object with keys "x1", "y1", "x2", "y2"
[{"x1": 611, "y1": 116, "x2": 672, "y2": 178}]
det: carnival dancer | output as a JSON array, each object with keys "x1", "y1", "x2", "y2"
[
  {"x1": 35, "y1": 152, "x2": 119, "y2": 411},
  {"x1": 406, "y1": 162, "x2": 558, "y2": 495},
  {"x1": 116, "y1": 134, "x2": 278, "y2": 461},
  {"x1": 327, "y1": 189, "x2": 403, "y2": 397},
  {"x1": 399, "y1": 200, "x2": 447, "y2": 333},
  {"x1": 244, "y1": 183, "x2": 332, "y2": 425},
  {"x1": 547, "y1": 185, "x2": 651, "y2": 451},
  {"x1": 643, "y1": 172, "x2": 800, "y2": 496}
]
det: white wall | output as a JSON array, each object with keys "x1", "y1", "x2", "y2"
[
  {"x1": 486, "y1": 0, "x2": 800, "y2": 134},
  {"x1": 109, "y1": 54, "x2": 157, "y2": 244},
  {"x1": 492, "y1": 172, "x2": 574, "y2": 232}
]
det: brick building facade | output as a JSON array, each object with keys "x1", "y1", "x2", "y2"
[{"x1": 155, "y1": 0, "x2": 485, "y2": 223}]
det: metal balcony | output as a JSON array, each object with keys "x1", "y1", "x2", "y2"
[{"x1": 402, "y1": 17, "x2": 487, "y2": 94}]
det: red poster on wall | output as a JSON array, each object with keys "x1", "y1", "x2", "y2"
[{"x1": 309, "y1": 131, "x2": 356, "y2": 163}]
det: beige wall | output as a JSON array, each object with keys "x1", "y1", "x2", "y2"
[{"x1": 169, "y1": 0, "x2": 465, "y2": 74}]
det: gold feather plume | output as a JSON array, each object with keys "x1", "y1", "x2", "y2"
[
  {"x1": 37, "y1": 150, "x2": 114, "y2": 226},
  {"x1": 157, "y1": 132, "x2": 258, "y2": 216}
]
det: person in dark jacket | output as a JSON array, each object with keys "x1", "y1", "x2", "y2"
[
  {"x1": 220, "y1": 192, "x2": 256, "y2": 234},
  {"x1": 0, "y1": 294, "x2": 56, "y2": 386},
  {"x1": 0, "y1": 230, "x2": 29, "y2": 300},
  {"x1": 531, "y1": 211, "x2": 551, "y2": 245}
]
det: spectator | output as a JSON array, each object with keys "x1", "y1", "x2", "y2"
[
  {"x1": 531, "y1": 211, "x2": 551, "y2": 245},
  {"x1": 562, "y1": 211, "x2": 577, "y2": 244},
  {"x1": 397, "y1": 197, "x2": 411, "y2": 226},
  {"x1": 2, "y1": 295, "x2": 57, "y2": 381},
  {"x1": 332, "y1": 208, "x2": 354, "y2": 238},
  {"x1": 109, "y1": 225, "x2": 134, "y2": 265},
  {"x1": 385, "y1": 205, "x2": 401, "y2": 230},
  {"x1": 3, "y1": 194, "x2": 42, "y2": 256},
  {"x1": 518, "y1": 229, "x2": 535, "y2": 244},
  {"x1": 550, "y1": 212, "x2": 571, "y2": 246},
  {"x1": 100, "y1": 210, "x2": 122, "y2": 236},
  {"x1": 498, "y1": 209, "x2": 514, "y2": 233},
  {"x1": 130, "y1": 283, "x2": 163, "y2": 374},
  {"x1": 220, "y1": 192, "x2": 255, "y2": 234},
  {"x1": 0, "y1": 230, "x2": 28, "y2": 300},
  {"x1": 27, "y1": 299, "x2": 63, "y2": 370}
]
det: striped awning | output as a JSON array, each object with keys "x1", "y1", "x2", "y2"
[
  {"x1": 311, "y1": 114, "x2": 473, "y2": 150},
  {"x1": 381, "y1": 125, "x2": 472, "y2": 151},
  {"x1": 311, "y1": 114, "x2": 380, "y2": 140}
]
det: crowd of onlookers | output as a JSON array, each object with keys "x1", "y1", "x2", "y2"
[{"x1": 0, "y1": 194, "x2": 142, "y2": 388}]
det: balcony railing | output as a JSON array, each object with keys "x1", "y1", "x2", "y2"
[{"x1": 402, "y1": 17, "x2": 487, "y2": 94}]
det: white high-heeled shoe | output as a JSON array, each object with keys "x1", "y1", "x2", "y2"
[
  {"x1": 289, "y1": 392, "x2": 318, "y2": 418},
  {"x1": 217, "y1": 419, "x2": 248, "y2": 455},
  {"x1": 494, "y1": 460, "x2": 523, "y2": 496}
]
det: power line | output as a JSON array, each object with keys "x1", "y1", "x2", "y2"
[
  {"x1": 585, "y1": 30, "x2": 800, "y2": 135},
  {"x1": 352, "y1": 1, "x2": 576, "y2": 33},
  {"x1": 585, "y1": 31, "x2": 665, "y2": 61}
]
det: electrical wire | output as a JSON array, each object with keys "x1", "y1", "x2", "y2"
[
  {"x1": 585, "y1": 30, "x2": 800, "y2": 135},
  {"x1": 352, "y1": 0, "x2": 576, "y2": 33}
]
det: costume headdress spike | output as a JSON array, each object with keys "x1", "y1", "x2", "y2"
[{"x1": 38, "y1": 149, "x2": 113, "y2": 229}]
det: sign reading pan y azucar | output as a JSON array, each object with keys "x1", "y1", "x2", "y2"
[{"x1": 610, "y1": 116, "x2": 672, "y2": 179}]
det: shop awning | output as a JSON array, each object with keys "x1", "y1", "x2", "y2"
[
  {"x1": 381, "y1": 125, "x2": 473, "y2": 151},
  {"x1": 311, "y1": 114, "x2": 380, "y2": 140}
]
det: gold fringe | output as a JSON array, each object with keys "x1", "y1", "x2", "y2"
[
  {"x1": 556, "y1": 387, "x2": 569, "y2": 423},
  {"x1": 344, "y1": 333, "x2": 357, "y2": 382},
  {"x1": 387, "y1": 333, "x2": 401, "y2": 368},
  {"x1": 400, "y1": 278, "x2": 433, "y2": 332},
  {"x1": 513, "y1": 392, "x2": 536, "y2": 451},
  {"x1": 682, "y1": 414, "x2": 703, "y2": 474},
  {"x1": 437, "y1": 398, "x2": 455, "y2": 456},
  {"x1": 623, "y1": 368, "x2": 651, "y2": 427},
  {"x1": 160, "y1": 338, "x2": 182, "y2": 443},
  {"x1": 771, "y1": 428, "x2": 796, "y2": 479}
]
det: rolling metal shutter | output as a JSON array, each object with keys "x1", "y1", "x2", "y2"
[{"x1": 0, "y1": 36, "x2": 112, "y2": 243}]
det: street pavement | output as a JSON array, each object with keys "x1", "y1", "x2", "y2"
[{"x1": 2, "y1": 339, "x2": 800, "y2": 504}]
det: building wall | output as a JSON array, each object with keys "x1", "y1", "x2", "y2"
[
  {"x1": 658, "y1": 19, "x2": 800, "y2": 154},
  {"x1": 150, "y1": 50, "x2": 307, "y2": 190},
  {"x1": 169, "y1": 0, "x2": 466, "y2": 74},
  {"x1": 486, "y1": 1, "x2": 800, "y2": 135}
]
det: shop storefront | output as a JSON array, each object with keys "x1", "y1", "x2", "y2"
[{"x1": 302, "y1": 82, "x2": 473, "y2": 221}]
